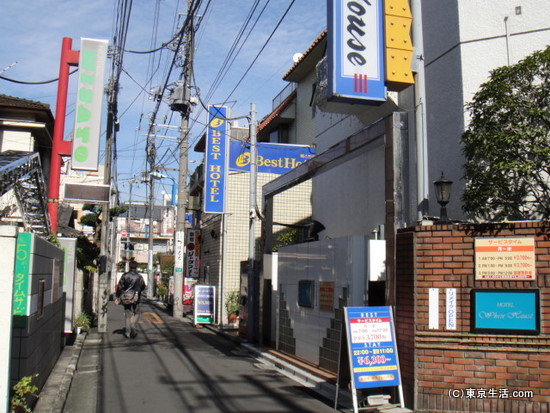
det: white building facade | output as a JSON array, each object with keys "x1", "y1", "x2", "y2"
[{"x1": 259, "y1": 0, "x2": 550, "y2": 385}]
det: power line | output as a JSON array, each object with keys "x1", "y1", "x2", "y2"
[
  {"x1": 187, "y1": 0, "x2": 296, "y2": 149},
  {"x1": 202, "y1": 0, "x2": 263, "y2": 103},
  {"x1": 0, "y1": 69, "x2": 78, "y2": 85},
  {"x1": 222, "y1": 0, "x2": 296, "y2": 104}
]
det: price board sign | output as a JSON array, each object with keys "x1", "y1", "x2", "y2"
[
  {"x1": 344, "y1": 306, "x2": 401, "y2": 389},
  {"x1": 193, "y1": 285, "x2": 215, "y2": 325},
  {"x1": 475, "y1": 237, "x2": 535, "y2": 280}
]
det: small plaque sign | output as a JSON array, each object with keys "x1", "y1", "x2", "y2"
[
  {"x1": 475, "y1": 237, "x2": 535, "y2": 280},
  {"x1": 319, "y1": 281, "x2": 334, "y2": 312},
  {"x1": 471, "y1": 289, "x2": 539, "y2": 335}
]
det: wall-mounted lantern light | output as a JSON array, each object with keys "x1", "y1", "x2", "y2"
[{"x1": 434, "y1": 172, "x2": 453, "y2": 224}]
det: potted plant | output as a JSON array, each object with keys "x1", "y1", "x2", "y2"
[
  {"x1": 10, "y1": 374, "x2": 39, "y2": 413},
  {"x1": 74, "y1": 312, "x2": 91, "y2": 334},
  {"x1": 225, "y1": 290, "x2": 240, "y2": 325},
  {"x1": 156, "y1": 283, "x2": 168, "y2": 300}
]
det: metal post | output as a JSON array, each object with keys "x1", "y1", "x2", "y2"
[
  {"x1": 247, "y1": 103, "x2": 257, "y2": 342},
  {"x1": 173, "y1": 0, "x2": 194, "y2": 319},
  {"x1": 412, "y1": 0, "x2": 429, "y2": 220},
  {"x1": 48, "y1": 37, "x2": 78, "y2": 234},
  {"x1": 147, "y1": 166, "x2": 155, "y2": 298}
]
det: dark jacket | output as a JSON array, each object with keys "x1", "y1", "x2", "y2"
[{"x1": 116, "y1": 270, "x2": 146, "y2": 302}]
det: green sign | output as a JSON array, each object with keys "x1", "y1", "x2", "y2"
[
  {"x1": 71, "y1": 38, "x2": 108, "y2": 171},
  {"x1": 13, "y1": 233, "x2": 32, "y2": 316}
]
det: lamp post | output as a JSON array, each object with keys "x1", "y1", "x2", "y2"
[
  {"x1": 146, "y1": 171, "x2": 179, "y2": 298},
  {"x1": 433, "y1": 172, "x2": 453, "y2": 224},
  {"x1": 150, "y1": 171, "x2": 178, "y2": 205}
]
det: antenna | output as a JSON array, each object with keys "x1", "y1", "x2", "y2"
[{"x1": 0, "y1": 61, "x2": 18, "y2": 75}]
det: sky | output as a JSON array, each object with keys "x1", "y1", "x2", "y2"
[{"x1": 0, "y1": 0, "x2": 326, "y2": 204}]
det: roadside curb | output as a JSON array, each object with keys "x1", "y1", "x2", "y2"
[{"x1": 34, "y1": 331, "x2": 87, "y2": 413}]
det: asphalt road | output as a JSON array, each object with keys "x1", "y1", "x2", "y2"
[{"x1": 96, "y1": 301, "x2": 338, "y2": 413}]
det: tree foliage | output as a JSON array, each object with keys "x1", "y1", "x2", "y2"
[
  {"x1": 272, "y1": 227, "x2": 300, "y2": 251},
  {"x1": 79, "y1": 213, "x2": 99, "y2": 228},
  {"x1": 109, "y1": 205, "x2": 127, "y2": 219},
  {"x1": 76, "y1": 235, "x2": 100, "y2": 271},
  {"x1": 461, "y1": 46, "x2": 550, "y2": 221}
]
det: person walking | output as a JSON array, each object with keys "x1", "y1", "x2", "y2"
[{"x1": 115, "y1": 259, "x2": 146, "y2": 338}]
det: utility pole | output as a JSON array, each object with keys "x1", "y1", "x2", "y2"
[
  {"x1": 125, "y1": 177, "x2": 137, "y2": 272},
  {"x1": 171, "y1": 0, "x2": 194, "y2": 319},
  {"x1": 98, "y1": 76, "x2": 115, "y2": 333},
  {"x1": 147, "y1": 132, "x2": 156, "y2": 298},
  {"x1": 247, "y1": 103, "x2": 257, "y2": 342}
]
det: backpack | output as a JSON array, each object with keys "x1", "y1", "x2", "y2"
[{"x1": 120, "y1": 290, "x2": 137, "y2": 305}]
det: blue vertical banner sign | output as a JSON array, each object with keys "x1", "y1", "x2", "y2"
[
  {"x1": 344, "y1": 306, "x2": 401, "y2": 389},
  {"x1": 327, "y1": 0, "x2": 386, "y2": 103},
  {"x1": 204, "y1": 105, "x2": 228, "y2": 213}
]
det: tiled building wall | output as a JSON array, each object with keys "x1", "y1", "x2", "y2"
[
  {"x1": 11, "y1": 234, "x2": 65, "y2": 393},
  {"x1": 395, "y1": 222, "x2": 550, "y2": 412},
  {"x1": 203, "y1": 171, "x2": 312, "y2": 324},
  {"x1": 277, "y1": 237, "x2": 370, "y2": 368},
  {"x1": 319, "y1": 292, "x2": 348, "y2": 372},
  {"x1": 278, "y1": 290, "x2": 296, "y2": 355}
]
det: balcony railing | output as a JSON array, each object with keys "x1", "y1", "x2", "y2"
[{"x1": 272, "y1": 83, "x2": 297, "y2": 110}]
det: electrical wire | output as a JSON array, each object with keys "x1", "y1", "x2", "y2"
[
  {"x1": 110, "y1": 0, "x2": 134, "y2": 201},
  {"x1": 201, "y1": 0, "x2": 263, "y2": 104},
  {"x1": 188, "y1": 0, "x2": 293, "y2": 150},
  {"x1": 0, "y1": 69, "x2": 78, "y2": 85},
  {"x1": 222, "y1": 0, "x2": 297, "y2": 105},
  {"x1": 144, "y1": 0, "x2": 203, "y2": 158}
]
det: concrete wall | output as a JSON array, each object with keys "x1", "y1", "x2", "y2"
[
  {"x1": 293, "y1": 70, "x2": 316, "y2": 144},
  {"x1": 312, "y1": 140, "x2": 386, "y2": 239},
  {"x1": 277, "y1": 236, "x2": 384, "y2": 371},
  {"x1": 395, "y1": 221, "x2": 550, "y2": 412},
  {"x1": 59, "y1": 238, "x2": 78, "y2": 333},
  {"x1": 199, "y1": 170, "x2": 312, "y2": 325},
  {"x1": 10, "y1": 233, "x2": 65, "y2": 394},
  {"x1": 0, "y1": 227, "x2": 17, "y2": 412},
  {"x1": 423, "y1": 0, "x2": 550, "y2": 220}
]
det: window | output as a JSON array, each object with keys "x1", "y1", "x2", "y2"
[
  {"x1": 298, "y1": 280, "x2": 314, "y2": 308},
  {"x1": 37, "y1": 279, "x2": 45, "y2": 319}
]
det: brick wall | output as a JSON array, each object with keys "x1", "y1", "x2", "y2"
[{"x1": 395, "y1": 221, "x2": 550, "y2": 412}]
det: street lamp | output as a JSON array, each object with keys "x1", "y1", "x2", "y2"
[
  {"x1": 146, "y1": 171, "x2": 179, "y2": 298},
  {"x1": 433, "y1": 172, "x2": 453, "y2": 224},
  {"x1": 150, "y1": 171, "x2": 178, "y2": 205}
]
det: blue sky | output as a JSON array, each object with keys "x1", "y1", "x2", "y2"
[{"x1": 0, "y1": 0, "x2": 326, "y2": 204}]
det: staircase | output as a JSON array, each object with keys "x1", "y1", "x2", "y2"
[{"x1": 0, "y1": 151, "x2": 51, "y2": 237}]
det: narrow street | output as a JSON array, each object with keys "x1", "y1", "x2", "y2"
[{"x1": 65, "y1": 301, "x2": 338, "y2": 413}]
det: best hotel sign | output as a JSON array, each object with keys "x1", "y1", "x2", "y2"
[{"x1": 204, "y1": 105, "x2": 228, "y2": 214}]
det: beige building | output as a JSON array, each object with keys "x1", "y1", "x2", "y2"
[{"x1": 190, "y1": 108, "x2": 315, "y2": 327}]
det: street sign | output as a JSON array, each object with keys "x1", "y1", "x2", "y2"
[
  {"x1": 64, "y1": 183, "x2": 110, "y2": 203},
  {"x1": 120, "y1": 230, "x2": 128, "y2": 238}
]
